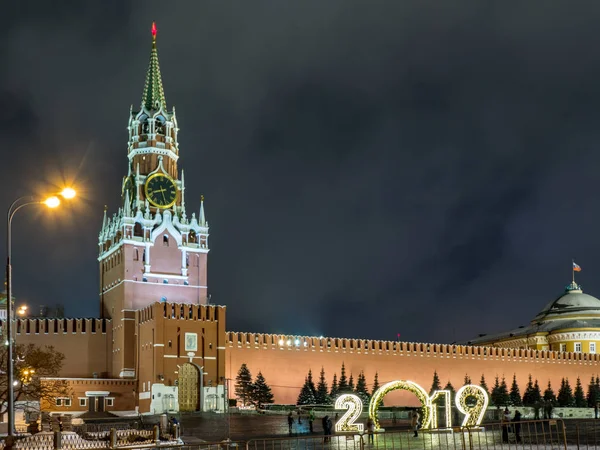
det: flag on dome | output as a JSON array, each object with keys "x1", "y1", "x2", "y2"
[{"x1": 573, "y1": 261, "x2": 582, "y2": 272}]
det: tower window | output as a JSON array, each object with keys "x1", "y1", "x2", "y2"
[
  {"x1": 163, "y1": 235, "x2": 169, "y2": 246},
  {"x1": 134, "y1": 249, "x2": 139, "y2": 261},
  {"x1": 134, "y1": 223, "x2": 143, "y2": 237}
]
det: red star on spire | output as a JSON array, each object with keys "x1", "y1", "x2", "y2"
[{"x1": 151, "y1": 22, "x2": 157, "y2": 40}]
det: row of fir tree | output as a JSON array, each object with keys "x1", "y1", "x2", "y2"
[
  {"x1": 430, "y1": 371, "x2": 600, "y2": 408},
  {"x1": 235, "y1": 362, "x2": 600, "y2": 409}
]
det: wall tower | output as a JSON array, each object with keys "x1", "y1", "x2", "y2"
[{"x1": 98, "y1": 23, "x2": 210, "y2": 378}]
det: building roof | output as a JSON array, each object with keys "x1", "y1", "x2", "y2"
[
  {"x1": 533, "y1": 283, "x2": 600, "y2": 322},
  {"x1": 142, "y1": 22, "x2": 167, "y2": 111},
  {"x1": 467, "y1": 281, "x2": 600, "y2": 345}
]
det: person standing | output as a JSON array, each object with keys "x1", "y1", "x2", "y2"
[
  {"x1": 322, "y1": 415, "x2": 330, "y2": 442},
  {"x1": 411, "y1": 409, "x2": 420, "y2": 438},
  {"x1": 288, "y1": 412, "x2": 294, "y2": 435},
  {"x1": 513, "y1": 410, "x2": 522, "y2": 443},
  {"x1": 309, "y1": 409, "x2": 315, "y2": 433},
  {"x1": 501, "y1": 408, "x2": 510, "y2": 443},
  {"x1": 366, "y1": 417, "x2": 375, "y2": 444}
]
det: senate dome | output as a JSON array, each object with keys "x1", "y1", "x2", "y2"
[
  {"x1": 469, "y1": 281, "x2": 600, "y2": 354},
  {"x1": 533, "y1": 283, "x2": 600, "y2": 322}
]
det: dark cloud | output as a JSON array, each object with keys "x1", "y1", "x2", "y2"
[{"x1": 4, "y1": 1, "x2": 600, "y2": 343}]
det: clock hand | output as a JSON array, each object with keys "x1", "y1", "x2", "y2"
[{"x1": 162, "y1": 190, "x2": 167, "y2": 203}]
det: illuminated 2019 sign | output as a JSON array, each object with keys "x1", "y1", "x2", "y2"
[{"x1": 336, "y1": 381, "x2": 488, "y2": 431}]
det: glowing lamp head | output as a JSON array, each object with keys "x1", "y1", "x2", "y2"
[
  {"x1": 278, "y1": 339, "x2": 284, "y2": 346},
  {"x1": 294, "y1": 339, "x2": 300, "y2": 346},
  {"x1": 60, "y1": 187, "x2": 76, "y2": 199},
  {"x1": 44, "y1": 196, "x2": 60, "y2": 208}
]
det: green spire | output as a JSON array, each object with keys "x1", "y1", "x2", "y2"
[{"x1": 141, "y1": 22, "x2": 167, "y2": 110}]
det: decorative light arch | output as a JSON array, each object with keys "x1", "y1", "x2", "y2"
[{"x1": 368, "y1": 380, "x2": 432, "y2": 430}]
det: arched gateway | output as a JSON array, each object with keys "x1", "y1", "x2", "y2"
[{"x1": 178, "y1": 363, "x2": 201, "y2": 412}]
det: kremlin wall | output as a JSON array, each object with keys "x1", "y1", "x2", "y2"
[{"x1": 226, "y1": 331, "x2": 600, "y2": 406}]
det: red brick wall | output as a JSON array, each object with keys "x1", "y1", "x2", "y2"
[{"x1": 226, "y1": 333, "x2": 600, "y2": 406}]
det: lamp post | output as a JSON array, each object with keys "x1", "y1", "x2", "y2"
[{"x1": 5, "y1": 188, "x2": 75, "y2": 436}]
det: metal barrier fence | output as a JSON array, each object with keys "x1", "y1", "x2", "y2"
[{"x1": 0, "y1": 419, "x2": 572, "y2": 450}]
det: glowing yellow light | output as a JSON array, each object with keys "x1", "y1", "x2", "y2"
[
  {"x1": 430, "y1": 390, "x2": 452, "y2": 428},
  {"x1": 60, "y1": 187, "x2": 76, "y2": 199},
  {"x1": 334, "y1": 394, "x2": 364, "y2": 433},
  {"x1": 455, "y1": 384, "x2": 488, "y2": 427},
  {"x1": 44, "y1": 196, "x2": 60, "y2": 208},
  {"x1": 369, "y1": 380, "x2": 432, "y2": 430}
]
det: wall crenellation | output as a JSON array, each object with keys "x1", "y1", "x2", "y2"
[
  {"x1": 138, "y1": 302, "x2": 226, "y2": 324},
  {"x1": 0, "y1": 318, "x2": 110, "y2": 336},
  {"x1": 226, "y1": 331, "x2": 600, "y2": 364}
]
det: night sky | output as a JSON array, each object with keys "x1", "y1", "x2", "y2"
[{"x1": 3, "y1": 2, "x2": 600, "y2": 344}]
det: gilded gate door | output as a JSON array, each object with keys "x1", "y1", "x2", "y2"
[{"x1": 178, "y1": 363, "x2": 200, "y2": 412}]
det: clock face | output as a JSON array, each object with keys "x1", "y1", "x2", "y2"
[
  {"x1": 145, "y1": 173, "x2": 177, "y2": 208},
  {"x1": 122, "y1": 176, "x2": 134, "y2": 204}
]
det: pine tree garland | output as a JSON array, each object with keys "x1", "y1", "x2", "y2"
[
  {"x1": 532, "y1": 379, "x2": 542, "y2": 404},
  {"x1": 234, "y1": 363, "x2": 254, "y2": 407},
  {"x1": 463, "y1": 374, "x2": 472, "y2": 385},
  {"x1": 509, "y1": 374, "x2": 523, "y2": 406},
  {"x1": 349, "y1": 374, "x2": 355, "y2": 392}
]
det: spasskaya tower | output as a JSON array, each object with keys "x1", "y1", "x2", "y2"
[{"x1": 97, "y1": 23, "x2": 210, "y2": 378}]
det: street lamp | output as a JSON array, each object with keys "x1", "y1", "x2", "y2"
[{"x1": 5, "y1": 188, "x2": 76, "y2": 436}]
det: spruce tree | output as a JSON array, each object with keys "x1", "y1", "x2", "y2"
[
  {"x1": 315, "y1": 367, "x2": 330, "y2": 405},
  {"x1": 557, "y1": 377, "x2": 575, "y2": 407},
  {"x1": 444, "y1": 381, "x2": 456, "y2": 403},
  {"x1": 372, "y1": 372, "x2": 382, "y2": 406},
  {"x1": 587, "y1": 376, "x2": 598, "y2": 407},
  {"x1": 372, "y1": 372, "x2": 381, "y2": 394},
  {"x1": 235, "y1": 363, "x2": 254, "y2": 406},
  {"x1": 479, "y1": 374, "x2": 490, "y2": 398},
  {"x1": 575, "y1": 377, "x2": 586, "y2": 407},
  {"x1": 509, "y1": 374, "x2": 523, "y2": 406},
  {"x1": 491, "y1": 376, "x2": 510, "y2": 407},
  {"x1": 544, "y1": 380, "x2": 557, "y2": 404},
  {"x1": 297, "y1": 376, "x2": 317, "y2": 405},
  {"x1": 252, "y1": 371, "x2": 274, "y2": 409},
  {"x1": 330, "y1": 373, "x2": 339, "y2": 400},
  {"x1": 338, "y1": 363, "x2": 349, "y2": 392},
  {"x1": 429, "y1": 371, "x2": 442, "y2": 395},
  {"x1": 532, "y1": 379, "x2": 543, "y2": 404},
  {"x1": 348, "y1": 374, "x2": 355, "y2": 392},
  {"x1": 464, "y1": 374, "x2": 472, "y2": 385},
  {"x1": 355, "y1": 371, "x2": 370, "y2": 406},
  {"x1": 307, "y1": 369, "x2": 317, "y2": 399},
  {"x1": 523, "y1": 374, "x2": 535, "y2": 406}
]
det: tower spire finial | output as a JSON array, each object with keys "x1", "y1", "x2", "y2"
[{"x1": 141, "y1": 22, "x2": 166, "y2": 110}]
